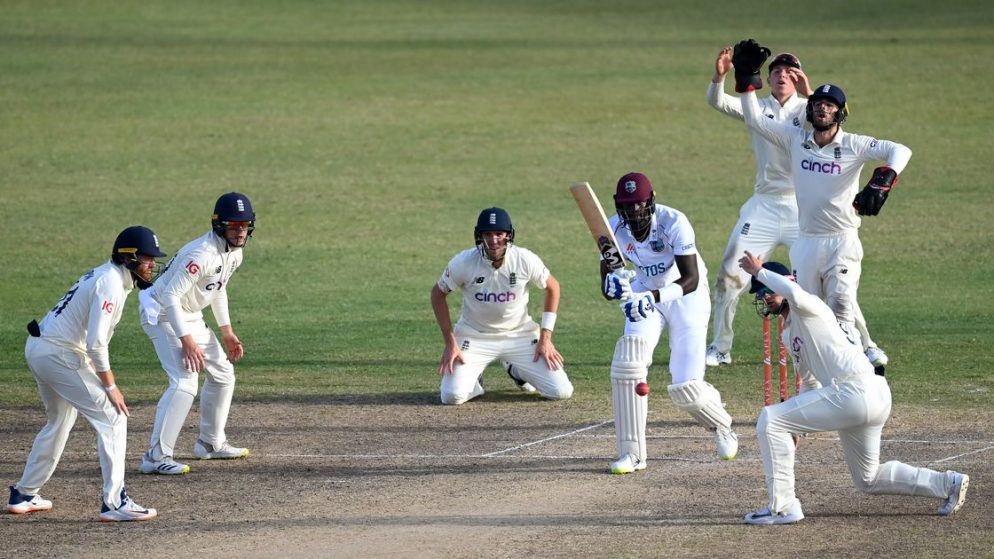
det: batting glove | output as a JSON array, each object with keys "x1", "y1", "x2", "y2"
[
  {"x1": 621, "y1": 292, "x2": 656, "y2": 322},
  {"x1": 603, "y1": 270, "x2": 635, "y2": 300}
]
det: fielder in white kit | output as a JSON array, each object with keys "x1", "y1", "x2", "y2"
[
  {"x1": 8, "y1": 226, "x2": 162, "y2": 522},
  {"x1": 139, "y1": 192, "x2": 255, "y2": 475},
  {"x1": 601, "y1": 172, "x2": 738, "y2": 474},
  {"x1": 431, "y1": 207, "x2": 574, "y2": 405},
  {"x1": 738, "y1": 252, "x2": 969, "y2": 524},
  {"x1": 733, "y1": 40, "x2": 911, "y2": 370},
  {"x1": 706, "y1": 46, "x2": 886, "y2": 369}
]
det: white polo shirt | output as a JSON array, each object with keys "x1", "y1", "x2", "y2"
[
  {"x1": 741, "y1": 90, "x2": 912, "y2": 235},
  {"x1": 610, "y1": 204, "x2": 708, "y2": 291},
  {"x1": 708, "y1": 78, "x2": 808, "y2": 197},
  {"x1": 437, "y1": 245, "x2": 549, "y2": 338},
  {"x1": 37, "y1": 261, "x2": 133, "y2": 372}
]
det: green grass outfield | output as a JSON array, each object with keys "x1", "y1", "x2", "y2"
[{"x1": 1, "y1": 0, "x2": 992, "y2": 415}]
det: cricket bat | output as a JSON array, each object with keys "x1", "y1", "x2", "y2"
[{"x1": 569, "y1": 181, "x2": 627, "y2": 271}]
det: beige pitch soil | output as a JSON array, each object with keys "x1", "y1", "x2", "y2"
[{"x1": 1, "y1": 393, "x2": 991, "y2": 558}]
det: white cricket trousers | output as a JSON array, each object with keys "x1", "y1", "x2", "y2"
[
  {"x1": 440, "y1": 333, "x2": 573, "y2": 405},
  {"x1": 624, "y1": 281, "x2": 711, "y2": 383},
  {"x1": 142, "y1": 317, "x2": 236, "y2": 460},
  {"x1": 789, "y1": 231, "x2": 879, "y2": 351},
  {"x1": 758, "y1": 374, "x2": 951, "y2": 513},
  {"x1": 710, "y1": 193, "x2": 798, "y2": 353},
  {"x1": 18, "y1": 337, "x2": 127, "y2": 509}
]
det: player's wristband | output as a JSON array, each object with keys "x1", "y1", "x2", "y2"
[
  {"x1": 541, "y1": 312, "x2": 557, "y2": 332},
  {"x1": 654, "y1": 284, "x2": 683, "y2": 304},
  {"x1": 103, "y1": 384, "x2": 117, "y2": 393}
]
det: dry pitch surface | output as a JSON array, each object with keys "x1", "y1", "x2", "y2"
[{"x1": 1, "y1": 389, "x2": 991, "y2": 558}]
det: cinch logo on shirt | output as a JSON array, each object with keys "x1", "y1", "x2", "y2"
[
  {"x1": 475, "y1": 290, "x2": 517, "y2": 303},
  {"x1": 801, "y1": 158, "x2": 842, "y2": 175}
]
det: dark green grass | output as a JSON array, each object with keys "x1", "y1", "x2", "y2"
[{"x1": 1, "y1": 0, "x2": 992, "y2": 413}]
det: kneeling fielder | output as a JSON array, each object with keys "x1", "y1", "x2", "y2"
[
  {"x1": 431, "y1": 207, "x2": 574, "y2": 404},
  {"x1": 739, "y1": 251, "x2": 969, "y2": 524}
]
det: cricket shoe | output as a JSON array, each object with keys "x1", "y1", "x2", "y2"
[
  {"x1": 715, "y1": 428, "x2": 739, "y2": 461},
  {"x1": 194, "y1": 439, "x2": 249, "y2": 460},
  {"x1": 7, "y1": 485, "x2": 52, "y2": 514},
  {"x1": 139, "y1": 452, "x2": 190, "y2": 475},
  {"x1": 938, "y1": 471, "x2": 969, "y2": 516},
  {"x1": 744, "y1": 503, "x2": 804, "y2": 525},
  {"x1": 99, "y1": 488, "x2": 157, "y2": 522},
  {"x1": 865, "y1": 346, "x2": 889, "y2": 368},
  {"x1": 501, "y1": 360, "x2": 537, "y2": 393},
  {"x1": 705, "y1": 345, "x2": 731, "y2": 367},
  {"x1": 610, "y1": 453, "x2": 646, "y2": 474}
]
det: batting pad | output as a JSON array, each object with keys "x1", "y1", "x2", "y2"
[
  {"x1": 667, "y1": 379, "x2": 732, "y2": 432},
  {"x1": 611, "y1": 336, "x2": 650, "y2": 462}
]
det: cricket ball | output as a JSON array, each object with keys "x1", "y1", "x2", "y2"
[{"x1": 635, "y1": 382, "x2": 650, "y2": 396}]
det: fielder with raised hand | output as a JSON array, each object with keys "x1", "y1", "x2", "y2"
[
  {"x1": 731, "y1": 39, "x2": 912, "y2": 373},
  {"x1": 138, "y1": 192, "x2": 255, "y2": 475},
  {"x1": 431, "y1": 207, "x2": 574, "y2": 405},
  {"x1": 738, "y1": 251, "x2": 969, "y2": 524},
  {"x1": 8, "y1": 226, "x2": 163, "y2": 522},
  {"x1": 705, "y1": 45, "x2": 887, "y2": 369},
  {"x1": 600, "y1": 172, "x2": 738, "y2": 474}
]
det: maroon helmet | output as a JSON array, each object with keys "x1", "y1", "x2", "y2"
[{"x1": 614, "y1": 172, "x2": 655, "y2": 236}]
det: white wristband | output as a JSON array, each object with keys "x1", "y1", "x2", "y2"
[
  {"x1": 654, "y1": 284, "x2": 683, "y2": 304},
  {"x1": 103, "y1": 384, "x2": 117, "y2": 393},
  {"x1": 541, "y1": 312, "x2": 557, "y2": 332}
]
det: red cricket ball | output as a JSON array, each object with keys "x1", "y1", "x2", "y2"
[{"x1": 635, "y1": 382, "x2": 650, "y2": 396}]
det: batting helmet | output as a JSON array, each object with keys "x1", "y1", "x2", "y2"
[
  {"x1": 112, "y1": 225, "x2": 167, "y2": 289},
  {"x1": 211, "y1": 192, "x2": 256, "y2": 239},
  {"x1": 614, "y1": 172, "x2": 656, "y2": 235},
  {"x1": 806, "y1": 83, "x2": 848, "y2": 126},
  {"x1": 474, "y1": 206, "x2": 514, "y2": 243},
  {"x1": 768, "y1": 52, "x2": 801, "y2": 73}
]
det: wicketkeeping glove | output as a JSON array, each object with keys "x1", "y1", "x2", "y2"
[
  {"x1": 621, "y1": 292, "x2": 656, "y2": 322},
  {"x1": 731, "y1": 39, "x2": 771, "y2": 93},
  {"x1": 853, "y1": 166, "x2": 899, "y2": 216},
  {"x1": 603, "y1": 269, "x2": 635, "y2": 300}
]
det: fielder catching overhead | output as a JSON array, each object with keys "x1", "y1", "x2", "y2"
[
  {"x1": 739, "y1": 251, "x2": 969, "y2": 524},
  {"x1": 600, "y1": 172, "x2": 738, "y2": 474},
  {"x1": 431, "y1": 207, "x2": 574, "y2": 404},
  {"x1": 732, "y1": 39, "x2": 912, "y2": 371}
]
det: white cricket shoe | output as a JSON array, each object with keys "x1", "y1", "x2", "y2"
[
  {"x1": 99, "y1": 488, "x2": 157, "y2": 522},
  {"x1": 501, "y1": 360, "x2": 537, "y2": 393},
  {"x1": 744, "y1": 503, "x2": 804, "y2": 525},
  {"x1": 865, "y1": 346, "x2": 889, "y2": 368},
  {"x1": 139, "y1": 452, "x2": 190, "y2": 475},
  {"x1": 938, "y1": 472, "x2": 969, "y2": 516},
  {"x1": 194, "y1": 439, "x2": 250, "y2": 460},
  {"x1": 715, "y1": 428, "x2": 738, "y2": 461},
  {"x1": 610, "y1": 453, "x2": 646, "y2": 474},
  {"x1": 705, "y1": 345, "x2": 732, "y2": 367},
  {"x1": 7, "y1": 485, "x2": 53, "y2": 514}
]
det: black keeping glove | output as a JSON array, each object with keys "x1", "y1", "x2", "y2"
[
  {"x1": 853, "y1": 166, "x2": 899, "y2": 216},
  {"x1": 731, "y1": 39, "x2": 771, "y2": 93}
]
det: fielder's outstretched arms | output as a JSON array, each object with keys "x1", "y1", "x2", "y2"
[
  {"x1": 737, "y1": 251, "x2": 969, "y2": 525},
  {"x1": 431, "y1": 207, "x2": 573, "y2": 405},
  {"x1": 600, "y1": 172, "x2": 738, "y2": 475},
  {"x1": 8, "y1": 226, "x2": 164, "y2": 522},
  {"x1": 732, "y1": 38, "x2": 912, "y2": 371},
  {"x1": 138, "y1": 192, "x2": 256, "y2": 476}
]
